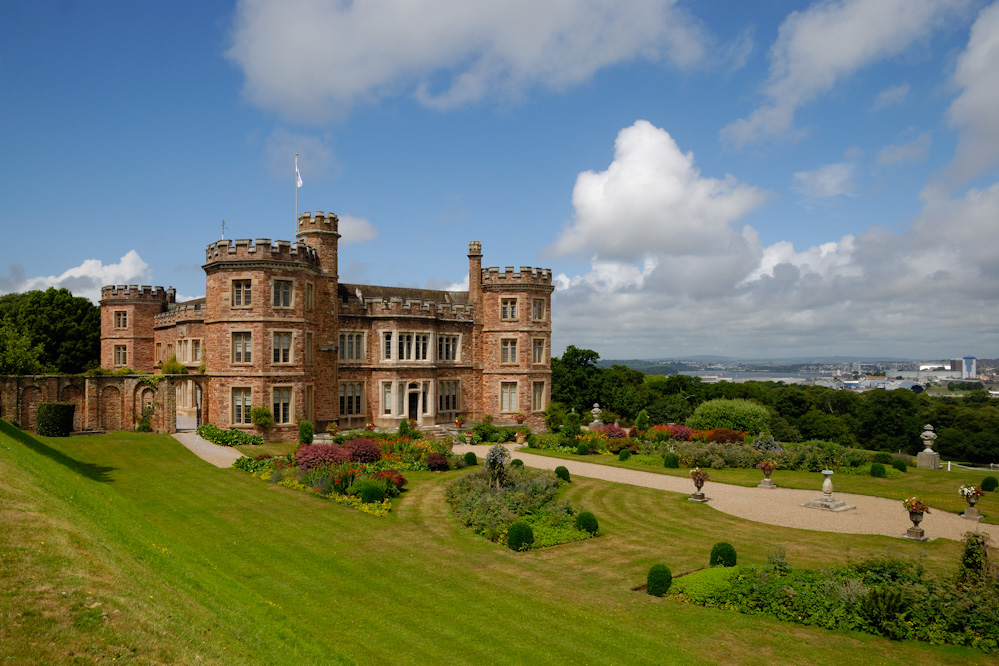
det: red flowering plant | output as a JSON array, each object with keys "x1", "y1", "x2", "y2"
[
  {"x1": 902, "y1": 497, "x2": 931, "y2": 513},
  {"x1": 757, "y1": 459, "x2": 778, "y2": 474},
  {"x1": 454, "y1": 415, "x2": 466, "y2": 428},
  {"x1": 689, "y1": 467, "x2": 710, "y2": 486},
  {"x1": 326, "y1": 421, "x2": 340, "y2": 435},
  {"x1": 514, "y1": 413, "x2": 526, "y2": 424}
]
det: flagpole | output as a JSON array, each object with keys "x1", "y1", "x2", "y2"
[{"x1": 295, "y1": 153, "x2": 299, "y2": 223}]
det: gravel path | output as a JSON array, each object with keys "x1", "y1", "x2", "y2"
[
  {"x1": 454, "y1": 444, "x2": 993, "y2": 543},
  {"x1": 171, "y1": 431, "x2": 244, "y2": 468}
]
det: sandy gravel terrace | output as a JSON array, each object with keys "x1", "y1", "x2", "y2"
[{"x1": 453, "y1": 444, "x2": 994, "y2": 544}]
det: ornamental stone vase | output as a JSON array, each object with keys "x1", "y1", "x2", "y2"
[
  {"x1": 689, "y1": 477, "x2": 707, "y2": 502},
  {"x1": 904, "y1": 510, "x2": 929, "y2": 541},
  {"x1": 963, "y1": 495, "x2": 983, "y2": 521}
]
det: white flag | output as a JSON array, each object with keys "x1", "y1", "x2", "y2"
[{"x1": 295, "y1": 156, "x2": 303, "y2": 188}]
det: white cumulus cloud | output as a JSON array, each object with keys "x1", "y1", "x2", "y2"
[
  {"x1": 226, "y1": 0, "x2": 708, "y2": 122},
  {"x1": 338, "y1": 214, "x2": 379, "y2": 244},
  {"x1": 721, "y1": 0, "x2": 962, "y2": 148},
  {"x1": 0, "y1": 251, "x2": 153, "y2": 303}
]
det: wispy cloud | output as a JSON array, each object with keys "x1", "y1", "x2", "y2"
[
  {"x1": 792, "y1": 162, "x2": 858, "y2": 199},
  {"x1": 877, "y1": 130, "x2": 932, "y2": 165},
  {"x1": 872, "y1": 82, "x2": 910, "y2": 109}
]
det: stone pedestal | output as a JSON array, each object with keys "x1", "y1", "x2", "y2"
[
  {"x1": 688, "y1": 491, "x2": 708, "y2": 503},
  {"x1": 916, "y1": 450, "x2": 941, "y2": 469},
  {"x1": 904, "y1": 525, "x2": 929, "y2": 541},
  {"x1": 962, "y1": 506, "x2": 982, "y2": 522},
  {"x1": 758, "y1": 478, "x2": 776, "y2": 489},
  {"x1": 801, "y1": 469, "x2": 856, "y2": 511}
]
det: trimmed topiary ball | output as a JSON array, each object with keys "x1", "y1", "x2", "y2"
[
  {"x1": 710, "y1": 542, "x2": 737, "y2": 567},
  {"x1": 510, "y1": 458, "x2": 524, "y2": 467},
  {"x1": 347, "y1": 479, "x2": 386, "y2": 504},
  {"x1": 463, "y1": 451, "x2": 477, "y2": 466},
  {"x1": 507, "y1": 521, "x2": 535, "y2": 551},
  {"x1": 576, "y1": 442, "x2": 589, "y2": 456},
  {"x1": 983, "y1": 476, "x2": 999, "y2": 492},
  {"x1": 646, "y1": 564, "x2": 673, "y2": 597},
  {"x1": 618, "y1": 449, "x2": 631, "y2": 461},
  {"x1": 575, "y1": 511, "x2": 598, "y2": 535},
  {"x1": 872, "y1": 452, "x2": 893, "y2": 465},
  {"x1": 663, "y1": 452, "x2": 679, "y2": 468},
  {"x1": 891, "y1": 458, "x2": 907, "y2": 473},
  {"x1": 870, "y1": 462, "x2": 887, "y2": 478},
  {"x1": 554, "y1": 466, "x2": 571, "y2": 483}
]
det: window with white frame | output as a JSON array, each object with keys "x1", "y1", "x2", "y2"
[
  {"x1": 339, "y1": 332, "x2": 365, "y2": 361},
  {"x1": 114, "y1": 311, "x2": 128, "y2": 329},
  {"x1": 340, "y1": 382, "x2": 364, "y2": 416},
  {"x1": 272, "y1": 332, "x2": 292, "y2": 363},
  {"x1": 305, "y1": 282, "x2": 314, "y2": 311},
  {"x1": 438, "y1": 380, "x2": 460, "y2": 412},
  {"x1": 272, "y1": 280, "x2": 293, "y2": 308},
  {"x1": 232, "y1": 280, "x2": 252, "y2": 307},
  {"x1": 397, "y1": 333, "x2": 430, "y2": 360},
  {"x1": 532, "y1": 298, "x2": 545, "y2": 321},
  {"x1": 231, "y1": 332, "x2": 252, "y2": 364},
  {"x1": 305, "y1": 332, "x2": 314, "y2": 365},
  {"x1": 501, "y1": 339, "x2": 518, "y2": 364},
  {"x1": 382, "y1": 382, "x2": 392, "y2": 414},
  {"x1": 272, "y1": 387, "x2": 292, "y2": 424},
  {"x1": 232, "y1": 388, "x2": 252, "y2": 425},
  {"x1": 532, "y1": 339, "x2": 545, "y2": 364},
  {"x1": 438, "y1": 335, "x2": 459, "y2": 361},
  {"x1": 500, "y1": 382, "x2": 517, "y2": 412},
  {"x1": 501, "y1": 298, "x2": 518, "y2": 320},
  {"x1": 114, "y1": 345, "x2": 127, "y2": 366},
  {"x1": 382, "y1": 332, "x2": 393, "y2": 360},
  {"x1": 532, "y1": 382, "x2": 545, "y2": 412}
]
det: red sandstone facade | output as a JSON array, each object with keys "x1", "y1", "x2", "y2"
[{"x1": 97, "y1": 212, "x2": 553, "y2": 441}]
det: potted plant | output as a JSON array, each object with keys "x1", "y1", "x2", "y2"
[
  {"x1": 514, "y1": 413, "x2": 526, "y2": 425},
  {"x1": 902, "y1": 496, "x2": 930, "y2": 540},
  {"x1": 365, "y1": 422, "x2": 375, "y2": 432},
  {"x1": 689, "y1": 467, "x2": 710, "y2": 502},
  {"x1": 326, "y1": 421, "x2": 339, "y2": 435},
  {"x1": 756, "y1": 458, "x2": 777, "y2": 489},
  {"x1": 959, "y1": 484, "x2": 985, "y2": 508},
  {"x1": 454, "y1": 415, "x2": 466, "y2": 428}
]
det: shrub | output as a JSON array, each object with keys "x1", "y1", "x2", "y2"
[
  {"x1": 554, "y1": 466, "x2": 570, "y2": 483},
  {"x1": 36, "y1": 402, "x2": 75, "y2": 437},
  {"x1": 635, "y1": 409, "x2": 649, "y2": 431},
  {"x1": 562, "y1": 412, "x2": 582, "y2": 438},
  {"x1": 511, "y1": 459, "x2": 524, "y2": 467},
  {"x1": 618, "y1": 449, "x2": 631, "y2": 461},
  {"x1": 232, "y1": 456, "x2": 270, "y2": 473},
  {"x1": 982, "y1": 476, "x2": 999, "y2": 492},
  {"x1": 196, "y1": 423, "x2": 263, "y2": 446},
  {"x1": 576, "y1": 442, "x2": 589, "y2": 456},
  {"x1": 343, "y1": 438, "x2": 381, "y2": 463},
  {"x1": 295, "y1": 444, "x2": 349, "y2": 470},
  {"x1": 601, "y1": 424, "x2": 628, "y2": 438},
  {"x1": 507, "y1": 521, "x2": 535, "y2": 551},
  {"x1": 463, "y1": 451, "x2": 477, "y2": 466},
  {"x1": 704, "y1": 428, "x2": 745, "y2": 444},
  {"x1": 426, "y1": 452, "x2": 450, "y2": 471},
  {"x1": 298, "y1": 420, "x2": 314, "y2": 444},
  {"x1": 250, "y1": 406, "x2": 273, "y2": 429},
  {"x1": 544, "y1": 401, "x2": 567, "y2": 434},
  {"x1": 663, "y1": 452, "x2": 679, "y2": 468},
  {"x1": 872, "y1": 451, "x2": 893, "y2": 465},
  {"x1": 891, "y1": 458, "x2": 907, "y2": 472},
  {"x1": 348, "y1": 479, "x2": 386, "y2": 504},
  {"x1": 369, "y1": 469, "x2": 408, "y2": 495},
  {"x1": 709, "y1": 542, "x2": 737, "y2": 567},
  {"x1": 160, "y1": 355, "x2": 188, "y2": 374},
  {"x1": 646, "y1": 564, "x2": 673, "y2": 597},
  {"x1": 959, "y1": 531, "x2": 990, "y2": 580},
  {"x1": 869, "y1": 462, "x2": 887, "y2": 478},
  {"x1": 686, "y1": 398, "x2": 770, "y2": 435},
  {"x1": 575, "y1": 511, "x2": 598, "y2": 535}
]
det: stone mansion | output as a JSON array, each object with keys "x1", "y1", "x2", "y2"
[{"x1": 98, "y1": 211, "x2": 553, "y2": 441}]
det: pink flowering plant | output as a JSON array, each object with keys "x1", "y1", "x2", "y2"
[
  {"x1": 757, "y1": 458, "x2": 778, "y2": 474},
  {"x1": 689, "y1": 467, "x2": 710, "y2": 485},
  {"x1": 902, "y1": 497, "x2": 930, "y2": 513}
]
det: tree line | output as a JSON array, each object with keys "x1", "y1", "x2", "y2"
[
  {"x1": 551, "y1": 345, "x2": 999, "y2": 463},
  {"x1": 0, "y1": 288, "x2": 101, "y2": 375}
]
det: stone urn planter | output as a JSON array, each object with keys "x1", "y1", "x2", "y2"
[
  {"x1": 688, "y1": 468, "x2": 709, "y2": 503},
  {"x1": 961, "y1": 490, "x2": 983, "y2": 522},
  {"x1": 902, "y1": 497, "x2": 930, "y2": 541},
  {"x1": 757, "y1": 459, "x2": 777, "y2": 489}
]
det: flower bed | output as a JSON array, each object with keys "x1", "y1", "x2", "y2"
[{"x1": 232, "y1": 432, "x2": 462, "y2": 515}]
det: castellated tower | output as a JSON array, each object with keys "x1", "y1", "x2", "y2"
[
  {"x1": 296, "y1": 211, "x2": 340, "y2": 425},
  {"x1": 100, "y1": 285, "x2": 176, "y2": 373},
  {"x1": 475, "y1": 255, "x2": 554, "y2": 429},
  {"x1": 202, "y1": 237, "x2": 324, "y2": 439}
]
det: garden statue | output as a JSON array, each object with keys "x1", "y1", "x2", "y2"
[
  {"x1": 801, "y1": 469, "x2": 855, "y2": 511},
  {"x1": 590, "y1": 403, "x2": 603, "y2": 429},
  {"x1": 917, "y1": 424, "x2": 941, "y2": 469}
]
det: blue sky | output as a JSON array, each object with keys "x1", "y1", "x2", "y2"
[{"x1": 2, "y1": 1, "x2": 997, "y2": 360}]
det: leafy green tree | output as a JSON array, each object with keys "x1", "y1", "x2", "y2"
[
  {"x1": 551, "y1": 346, "x2": 602, "y2": 413},
  {"x1": 647, "y1": 393, "x2": 692, "y2": 425},
  {"x1": 796, "y1": 409, "x2": 857, "y2": 447},
  {"x1": 0, "y1": 288, "x2": 100, "y2": 373},
  {"x1": 857, "y1": 389, "x2": 922, "y2": 452},
  {"x1": 686, "y1": 398, "x2": 771, "y2": 435},
  {"x1": 0, "y1": 322, "x2": 44, "y2": 375}
]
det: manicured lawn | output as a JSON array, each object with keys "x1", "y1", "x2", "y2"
[
  {"x1": 525, "y1": 447, "x2": 999, "y2": 524},
  {"x1": 0, "y1": 420, "x2": 992, "y2": 665}
]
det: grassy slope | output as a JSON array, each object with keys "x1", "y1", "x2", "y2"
[
  {"x1": 0, "y1": 422, "x2": 991, "y2": 665},
  {"x1": 526, "y1": 448, "x2": 999, "y2": 524}
]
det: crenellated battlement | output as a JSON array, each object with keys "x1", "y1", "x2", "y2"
[
  {"x1": 100, "y1": 284, "x2": 176, "y2": 303},
  {"x1": 340, "y1": 296, "x2": 474, "y2": 320},
  {"x1": 297, "y1": 211, "x2": 339, "y2": 235},
  {"x1": 154, "y1": 301, "x2": 205, "y2": 326},
  {"x1": 480, "y1": 265, "x2": 552, "y2": 286},
  {"x1": 204, "y1": 238, "x2": 321, "y2": 268}
]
